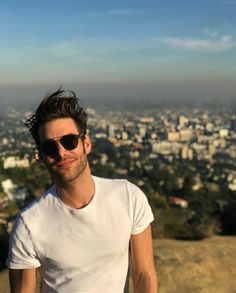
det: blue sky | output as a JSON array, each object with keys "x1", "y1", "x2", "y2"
[{"x1": 0, "y1": 0, "x2": 236, "y2": 102}]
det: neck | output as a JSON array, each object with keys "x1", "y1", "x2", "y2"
[{"x1": 55, "y1": 168, "x2": 95, "y2": 209}]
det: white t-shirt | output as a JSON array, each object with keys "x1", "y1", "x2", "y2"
[{"x1": 7, "y1": 176, "x2": 154, "y2": 293}]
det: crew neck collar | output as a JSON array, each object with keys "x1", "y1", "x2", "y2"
[{"x1": 53, "y1": 176, "x2": 99, "y2": 213}]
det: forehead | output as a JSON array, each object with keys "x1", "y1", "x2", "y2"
[{"x1": 39, "y1": 118, "x2": 79, "y2": 141}]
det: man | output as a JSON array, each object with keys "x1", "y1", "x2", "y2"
[{"x1": 7, "y1": 89, "x2": 158, "y2": 293}]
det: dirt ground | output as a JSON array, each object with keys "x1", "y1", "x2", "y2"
[{"x1": 1, "y1": 235, "x2": 236, "y2": 293}]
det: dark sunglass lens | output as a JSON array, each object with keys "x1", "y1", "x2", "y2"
[
  {"x1": 42, "y1": 140, "x2": 58, "y2": 156},
  {"x1": 60, "y1": 134, "x2": 79, "y2": 150}
]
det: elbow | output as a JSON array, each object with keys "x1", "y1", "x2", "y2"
[{"x1": 133, "y1": 271, "x2": 158, "y2": 293}]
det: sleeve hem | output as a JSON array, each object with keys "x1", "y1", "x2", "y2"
[
  {"x1": 131, "y1": 216, "x2": 154, "y2": 235},
  {"x1": 7, "y1": 262, "x2": 41, "y2": 269}
]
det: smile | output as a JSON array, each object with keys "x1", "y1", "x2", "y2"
[{"x1": 57, "y1": 158, "x2": 75, "y2": 168}]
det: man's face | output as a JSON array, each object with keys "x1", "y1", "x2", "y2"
[{"x1": 38, "y1": 118, "x2": 91, "y2": 184}]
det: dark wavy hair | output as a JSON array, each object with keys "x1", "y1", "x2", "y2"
[{"x1": 25, "y1": 89, "x2": 87, "y2": 149}]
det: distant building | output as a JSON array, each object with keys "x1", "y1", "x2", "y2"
[
  {"x1": 168, "y1": 131, "x2": 180, "y2": 142},
  {"x1": 3, "y1": 156, "x2": 30, "y2": 169},
  {"x1": 192, "y1": 174, "x2": 203, "y2": 191},
  {"x1": 115, "y1": 168, "x2": 128, "y2": 175},
  {"x1": 219, "y1": 129, "x2": 229, "y2": 138},
  {"x1": 213, "y1": 138, "x2": 226, "y2": 148},
  {"x1": 144, "y1": 164, "x2": 154, "y2": 172},
  {"x1": 230, "y1": 117, "x2": 236, "y2": 132},
  {"x1": 181, "y1": 145, "x2": 193, "y2": 160},
  {"x1": 129, "y1": 150, "x2": 140, "y2": 159},
  {"x1": 228, "y1": 180, "x2": 236, "y2": 191},
  {"x1": 1, "y1": 179, "x2": 27, "y2": 202},
  {"x1": 178, "y1": 115, "x2": 189, "y2": 129},
  {"x1": 138, "y1": 117, "x2": 155, "y2": 123},
  {"x1": 169, "y1": 196, "x2": 188, "y2": 208},
  {"x1": 121, "y1": 131, "x2": 129, "y2": 140},
  {"x1": 2, "y1": 138, "x2": 8, "y2": 145},
  {"x1": 1, "y1": 179, "x2": 16, "y2": 200},
  {"x1": 152, "y1": 142, "x2": 172, "y2": 155},
  {"x1": 107, "y1": 124, "x2": 115, "y2": 137},
  {"x1": 179, "y1": 129, "x2": 194, "y2": 142},
  {"x1": 228, "y1": 172, "x2": 236, "y2": 191},
  {"x1": 208, "y1": 144, "x2": 216, "y2": 156},
  {"x1": 138, "y1": 126, "x2": 146, "y2": 138},
  {"x1": 94, "y1": 133, "x2": 107, "y2": 139},
  {"x1": 100, "y1": 153, "x2": 108, "y2": 165},
  {"x1": 206, "y1": 123, "x2": 214, "y2": 133},
  {"x1": 150, "y1": 132, "x2": 158, "y2": 140}
]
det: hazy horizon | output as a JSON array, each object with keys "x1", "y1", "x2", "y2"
[{"x1": 1, "y1": 79, "x2": 236, "y2": 109}]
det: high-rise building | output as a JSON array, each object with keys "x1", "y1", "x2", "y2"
[
  {"x1": 230, "y1": 117, "x2": 236, "y2": 132},
  {"x1": 107, "y1": 124, "x2": 115, "y2": 137},
  {"x1": 178, "y1": 115, "x2": 189, "y2": 129}
]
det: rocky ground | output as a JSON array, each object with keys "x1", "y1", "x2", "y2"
[{"x1": 1, "y1": 235, "x2": 236, "y2": 293}]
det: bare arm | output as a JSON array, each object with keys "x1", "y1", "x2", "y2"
[
  {"x1": 130, "y1": 225, "x2": 158, "y2": 293},
  {"x1": 9, "y1": 268, "x2": 37, "y2": 293}
]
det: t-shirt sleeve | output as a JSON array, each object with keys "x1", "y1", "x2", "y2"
[
  {"x1": 6, "y1": 215, "x2": 41, "y2": 269},
  {"x1": 128, "y1": 181, "x2": 154, "y2": 235}
]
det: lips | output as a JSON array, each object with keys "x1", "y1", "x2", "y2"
[{"x1": 57, "y1": 158, "x2": 75, "y2": 168}]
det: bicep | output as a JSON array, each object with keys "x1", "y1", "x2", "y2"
[
  {"x1": 9, "y1": 268, "x2": 37, "y2": 293},
  {"x1": 130, "y1": 225, "x2": 156, "y2": 272}
]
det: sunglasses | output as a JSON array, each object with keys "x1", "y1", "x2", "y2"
[{"x1": 40, "y1": 133, "x2": 84, "y2": 156}]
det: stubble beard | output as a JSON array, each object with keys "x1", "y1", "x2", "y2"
[{"x1": 47, "y1": 152, "x2": 88, "y2": 184}]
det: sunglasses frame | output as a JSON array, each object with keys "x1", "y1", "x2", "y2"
[{"x1": 40, "y1": 133, "x2": 84, "y2": 156}]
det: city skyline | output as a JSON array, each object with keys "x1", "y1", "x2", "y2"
[{"x1": 0, "y1": 0, "x2": 236, "y2": 104}]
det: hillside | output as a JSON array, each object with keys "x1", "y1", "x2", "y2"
[
  {"x1": 154, "y1": 235, "x2": 236, "y2": 293},
  {"x1": 1, "y1": 236, "x2": 236, "y2": 293}
]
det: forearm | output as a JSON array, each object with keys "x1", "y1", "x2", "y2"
[{"x1": 132, "y1": 271, "x2": 158, "y2": 293}]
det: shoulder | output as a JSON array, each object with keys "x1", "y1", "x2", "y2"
[
  {"x1": 93, "y1": 175, "x2": 128, "y2": 186},
  {"x1": 93, "y1": 175, "x2": 145, "y2": 199},
  {"x1": 19, "y1": 185, "x2": 57, "y2": 221},
  {"x1": 11, "y1": 185, "x2": 60, "y2": 244},
  {"x1": 93, "y1": 175, "x2": 133, "y2": 190},
  {"x1": 93, "y1": 177, "x2": 154, "y2": 234}
]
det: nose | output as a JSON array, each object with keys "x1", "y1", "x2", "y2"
[{"x1": 55, "y1": 141, "x2": 69, "y2": 159}]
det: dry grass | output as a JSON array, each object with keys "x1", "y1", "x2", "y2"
[
  {"x1": 1, "y1": 236, "x2": 236, "y2": 293},
  {"x1": 155, "y1": 235, "x2": 236, "y2": 293},
  {"x1": 0, "y1": 269, "x2": 9, "y2": 293}
]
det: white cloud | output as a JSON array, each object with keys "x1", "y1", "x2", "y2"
[
  {"x1": 103, "y1": 9, "x2": 137, "y2": 16},
  {"x1": 43, "y1": 38, "x2": 150, "y2": 60},
  {"x1": 86, "y1": 9, "x2": 137, "y2": 17},
  {"x1": 203, "y1": 29, "x2": 219, "y2": 38},
  {"x1": 153, "y1": 35, "x2": 235, "y2": 52}
]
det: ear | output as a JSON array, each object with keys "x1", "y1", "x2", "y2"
[{"x1": 83, "y1": 134, "x2": 92, "y2": 154}]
